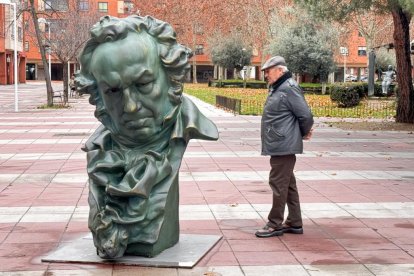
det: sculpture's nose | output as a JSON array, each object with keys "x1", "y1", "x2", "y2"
[{"x1": 122, "y1": 87, "x2": 141, "y2": 113}]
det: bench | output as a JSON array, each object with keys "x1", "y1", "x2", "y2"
[
  {"x1": 53, "y1": 90, "x2": 63, "y2": 103},
  {"x1": 53, "y1": 89, "x2": 78, "y2": 103}
]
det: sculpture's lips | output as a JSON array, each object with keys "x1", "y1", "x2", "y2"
[{"x1": 123, "y1": 117, "x2": 153, "y2": 129}]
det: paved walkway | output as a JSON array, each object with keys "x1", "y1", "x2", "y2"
[{"x1": 0, "y1": 83, "x2": 414, "y2": 275}]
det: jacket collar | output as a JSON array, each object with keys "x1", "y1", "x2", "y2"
[{"x1": 270, "y1": 71, "x2": 292, "y2": 92}]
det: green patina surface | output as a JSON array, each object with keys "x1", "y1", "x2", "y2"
[{"x1": 75, "y1": 15, "x2": 219, "y2": 259}]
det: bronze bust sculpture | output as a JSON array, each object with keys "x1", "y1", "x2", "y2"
[{"x1": 75, "y1": 15, "x2": 218, "y2": 258}]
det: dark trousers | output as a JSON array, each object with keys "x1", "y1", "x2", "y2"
[{"x1": 267, "y1": 154, "x2": 302, "y2": 229}]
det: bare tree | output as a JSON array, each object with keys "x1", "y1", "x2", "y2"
[
  {"x1": 353, "y1": 11, "x2": 394, "y2": 50},
  {"x1": 26, "y1": 0, "x2": 54, "y2": 106},
  {"x1": 234, "y1": 1, "x2": 294, "y2": 65},
  {"x1": 135, "y1": 0, "x2": 241, "y2": 83},
  {"x1": 47, "y1": 3, "x2": 101, "y2": 104}
]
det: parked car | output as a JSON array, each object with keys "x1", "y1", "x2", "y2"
[
  {"x1": 345, "y1": 75, "x2": 358, "y2": 82},
  {"x1": 360, "y1": 76, "x2": 368, "y2": 82}
]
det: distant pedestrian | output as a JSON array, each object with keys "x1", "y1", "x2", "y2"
[
  {"x1": 69, "y1": 74, "x2": 76, "y2": 97},
  {"x1": 255, "y1": 56, "x2": 314, "y2": 238}
]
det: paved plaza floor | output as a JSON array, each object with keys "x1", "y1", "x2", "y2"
[{"x1": 0, "y1": 82, "x2": 414, "y2": 275}]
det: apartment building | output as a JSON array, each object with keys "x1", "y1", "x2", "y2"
[
  {"x1": 0, "y1": 1, "x2": 24, "y2": 85},
  {"x1": 335, "y1": 29, "x2": 370, "y2": 82},
  {"x1": 2, "y1": 0, "x2": 371, "y2": 85},
  {"x1": 23, "y1": 0, "x2": 124, "y2": 82}
]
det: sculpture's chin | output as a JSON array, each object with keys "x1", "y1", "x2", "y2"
[
  {"x1": 114, "y1": 126, "x2": 163, "y2": 145},
  {"x1": 127, "y1": 128, "x2": 156, "y2": 140}
]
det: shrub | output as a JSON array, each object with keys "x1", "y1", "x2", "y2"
[
  {"x1": 330, "y1": 83, "x2": 367, "y2": 107},
  {"x1": 209, "y1": 79, "x2": 267, "y2": 89},
  {"x1": 300, "y1": 83, "x2": 334, "y2": 95}
]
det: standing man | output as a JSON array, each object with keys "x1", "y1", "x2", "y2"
[{"x1": 255, "y1": 56, "x2": 313, "y2": 238}]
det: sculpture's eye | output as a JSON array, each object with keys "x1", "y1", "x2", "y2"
[
  {"x1": 136, "y1": 81, "x2": 153, "y2": 94},
  {"x1": 107, "y1": 87, "x2": 121, "y2": 94}
]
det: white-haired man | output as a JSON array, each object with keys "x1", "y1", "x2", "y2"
[{"x1": 255, "y1": 56, "x2": 314, "y2": 238}]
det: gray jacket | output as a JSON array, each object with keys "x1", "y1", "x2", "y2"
[{"x1": 261, "y1": 73, "x2": 313, "y2": 156}]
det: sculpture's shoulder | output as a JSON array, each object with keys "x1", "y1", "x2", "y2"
[
  {"x1": 172, "y1": 96, "x2": 219, "y2": 142},
  {"x1": 82, "y1": 125, "x2": 112, "y2": 152}
]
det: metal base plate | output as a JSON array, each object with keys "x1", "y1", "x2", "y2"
[{"x1": 42, "y1": 234, "x2": 222, "y2": 268}]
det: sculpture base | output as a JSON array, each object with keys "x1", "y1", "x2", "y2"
[
  {"x1": 125, "y1": 232, "x2": 179, "y2": 258},
  {"x1": 42, "y1": 233, "x2": 222, "y2": 268}
]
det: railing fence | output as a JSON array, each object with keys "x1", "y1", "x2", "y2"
[{"x1": 216, "y1": 96, "x2": 396, "y2": 118}]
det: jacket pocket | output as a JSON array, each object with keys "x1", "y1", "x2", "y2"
[{"x1": 267, "y1": 126, "x2": 285, "y2": 141}]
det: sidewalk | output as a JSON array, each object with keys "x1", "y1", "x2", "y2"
[{"x1": 0, "y1": 83, "x2": 414, "y2": 275}]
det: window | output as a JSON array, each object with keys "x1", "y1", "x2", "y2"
[
  {"x1": 44, "y1": 0, "x2": 68, "y2": 11},
  {"x1": 193, "y1": 23, "x2": 203, "y2": 35},
  {"x1": 124, "y1": 1, "x2": 134, "y2": 14},
  {"x1": 98, "y1": 2, "x2": 108, "y2": 12},
  {"x1": 0, "y1": 20, "x2": 4, "y2": 37},
  {"x1": 24, "y1": 41, "x2": 29, "y2": 51},
  {"x1": 78, "y1": 0, "x2": 89, "y2": 10},
  {"x1": 44, "y1": 0, "x2": 52, "y2": 10},
  {"x1": 195, "y1": 44, "x2": 204, "y2": 55},
  {"x1": 358, "y1": 46, "x2": 367, "y2": 56},
  {"x1": 18, "y1": 27, "x2": 22, "y2": 42},
  {"x1": 44, "y1": 23, "x2": 50, "y2": 33}
]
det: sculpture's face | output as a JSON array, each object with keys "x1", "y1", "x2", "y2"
[{"x1": 90, "y1": 32, "x2": 173, "y2": 143}]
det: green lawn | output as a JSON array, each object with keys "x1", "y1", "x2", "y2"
[{"x1": 184, "y1": 83, "x2": 396, "y2": 119}]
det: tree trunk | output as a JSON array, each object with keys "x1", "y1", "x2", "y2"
[
  {"x1": 391, "y1": 7, "x2": 414, "y2": 123},
  {"x1": 62, "y1": 61, "x2": 68, "y2": 104},
  {"x1": 321, "y1": 82, "x2": 327, "y2": 95},
  {"x1": 29, "y1": 0, "x2": 54, "y2": 106},
  {"x1": 192, "y1": 59, "x2": 198, "y2": 84}
]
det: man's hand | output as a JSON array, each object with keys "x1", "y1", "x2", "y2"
[{"x1": 303, "y1": 129, "x2": 313, "y2": 140}]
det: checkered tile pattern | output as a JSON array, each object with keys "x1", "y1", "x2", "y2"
[{"x1": 1, "y1": 82, "x2": 414, "y2": 275}]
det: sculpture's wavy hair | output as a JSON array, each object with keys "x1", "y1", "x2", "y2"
[{"x1": 75, "y1": 15, "x2": 193, "y2": 119}]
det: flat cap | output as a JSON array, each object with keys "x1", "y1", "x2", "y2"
[{"x1": 261, "y1": 56, "x2": 286, "y2": 71}]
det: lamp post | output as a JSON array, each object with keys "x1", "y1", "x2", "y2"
[
  {"x1": 368, "y1": 50, "x2": 375, "y2": 96},
  {"x1": 38, "y1": 18, "x2": 51, "y2": 78},
  {"x1": 0, "y1": 0, "x2": 18, "y2": 112},
  {"x1": 240, "y1": 48, "x2": 247, "y2": 88},
  {"x1": 340, "y1": 47, "x2": 348, "y2": 83}
]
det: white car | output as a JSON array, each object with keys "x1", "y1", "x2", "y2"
[{"x1": 345, "y1": 75, "x2": 358, "y2": 82}]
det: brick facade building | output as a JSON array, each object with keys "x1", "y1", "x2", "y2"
[
  {"x1": 0, "y1": 2, "x2": 25, "y2": 85},
  {"x1": 2, "y1": 0, "x2": 392, "y2": 85}
]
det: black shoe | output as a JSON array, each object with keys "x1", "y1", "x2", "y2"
[
  {"x1": 282, "y1": 224, "x2": 303, "y2": 234},
  {"x1": 255, "y1": 225, "x2": 283, "y2": 238}
]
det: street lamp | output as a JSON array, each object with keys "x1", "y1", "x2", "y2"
[
  {"x1": 240, "y1": 48, "x2": 247, "y2": 88},
  {"x1": 340, "y1": 47, "x2": 348, "y2": 83},
  {"x1": 38, "y1": 18, "x2": 51, "y2": 78},
  {"x1": 0, "y1": 0, "x2": 18, "y2": 112}
]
